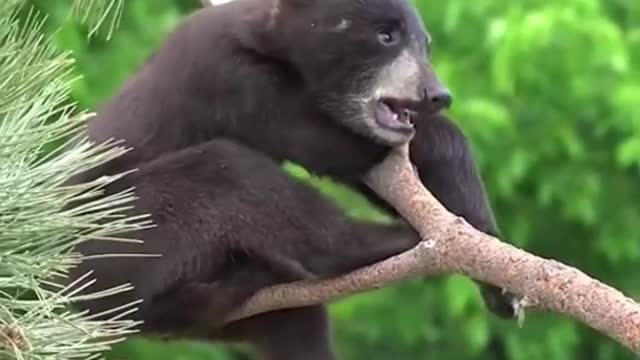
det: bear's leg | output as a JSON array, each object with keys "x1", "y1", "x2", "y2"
[
  {"x1": 220, "y1": 306, "x2": 335, "y2": 360},
  {"x1": 352, "y1": 112, "x2": 520, "y2": 318}
]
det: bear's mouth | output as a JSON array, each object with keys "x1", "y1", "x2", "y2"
[{"x1": 374, "y1": 98, "x2": 417, "y2": 132}]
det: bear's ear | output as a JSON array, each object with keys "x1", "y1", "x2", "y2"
[
  {"x1": 266, "y1": 0, "x2": 314, "y2": 31},
  {"x1": 198, "y1": 0, "x2": 313, "y2": 8},
  {"x1": 278, "y1": 0, "x2": 314, "y2": 8},
  {"x1": 198, "y1": 0, "x2": 234, "y2": 6}
]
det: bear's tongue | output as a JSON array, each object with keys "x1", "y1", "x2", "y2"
[{"x1": 375, "y1": 101, "x2": 412, "y2": 130}]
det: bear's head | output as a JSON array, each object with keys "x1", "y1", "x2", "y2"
[{"x1": 265, "y1": 0, "x2": 452, "y2": 146}]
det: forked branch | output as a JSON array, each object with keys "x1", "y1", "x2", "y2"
[{"x1": 225, "y1": 144, "x2": 640, "y2": 354}]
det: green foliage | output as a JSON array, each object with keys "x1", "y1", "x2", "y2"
[{"x1": 20, "y1": 0, "x2": 640, "y2": 359}]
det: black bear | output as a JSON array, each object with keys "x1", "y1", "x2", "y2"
[{"x1": 66, "y1": 0, "x2": 517, "y2": 358}]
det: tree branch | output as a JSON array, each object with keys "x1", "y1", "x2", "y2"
[{"x1": 224, "y1": 144, "x2": 640, "y2": 354}]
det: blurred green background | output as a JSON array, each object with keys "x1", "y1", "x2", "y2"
[{"x1": 25, "y1": 0, "x2": 640, "y2": 359}]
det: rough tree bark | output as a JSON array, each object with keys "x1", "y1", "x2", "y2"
[{"x1": 224, "y1": 144, "x2": 640, "y2": 354}]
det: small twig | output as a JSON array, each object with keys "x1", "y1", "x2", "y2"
[{"x1": 225, "y1": 144, "x2": 640, "y2": 354}]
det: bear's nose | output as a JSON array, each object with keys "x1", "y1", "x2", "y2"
[{"x1": 428, "y1": 89, "x2": 453, "y2": 110}]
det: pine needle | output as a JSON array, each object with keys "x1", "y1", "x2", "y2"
[{"x1": 0, "y1": 1, "x2": 150, "y2": 359}]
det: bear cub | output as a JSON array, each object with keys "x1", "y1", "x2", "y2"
[{"x1": 66, "y1": 0, "x2": 519, "y2": 359}]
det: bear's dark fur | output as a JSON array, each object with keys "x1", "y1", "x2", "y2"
[{"x1": 66, "y1": 0, "x2": 515, "y2": 358}]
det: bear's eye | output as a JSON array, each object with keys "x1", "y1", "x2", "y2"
[{"x1": 377, "y1": 28, "x2": 401, "y2": 46}]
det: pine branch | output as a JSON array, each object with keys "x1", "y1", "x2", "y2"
[
  {"x1": 225, "y1": 144, "x2": 640, "y2": 355},
  {"x1": 70, "y1": 0, "x2": 125, "y2": 39},
  {"x1": 0, "y1": 1, "x2": 154, "y2": 359}
]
